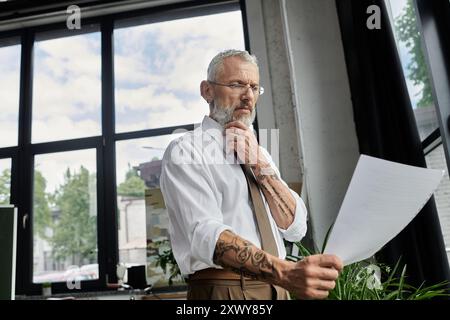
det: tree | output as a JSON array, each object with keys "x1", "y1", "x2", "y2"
[
  {"x1": 395, "y1": 0, "x2": 433, "y2": 108},
  {"x1": 0, "y1": 168, "x2": 11, "y2": 205},
  {"x1": 0, "y1": 168, "x2": 51, "y2": 238},
  {"x1": 51, "y1": 166, "x2": 97, "y2": 265},
  {"x1": 33, "y1": 170, "x2": 52, "y2": 240},
  {"x1": 117, "y1": 164, "x2": 146, "y2": 197}
]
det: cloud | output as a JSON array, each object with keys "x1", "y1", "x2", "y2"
[
  {"x1": 114, "y1": 10, "x2": 244, "y2": 132},
  {"x1": 31, "y1": 33, "x2": 102, "y2": 142},
  {"x1": 0, "y1": 44, "x2": 21, "y2": 146},
  {"x1": 32, "y1": 116, "x2": 101, "y2": 143},
  {"x1": 114, "y1": 11, "x2": 245, "y2": 95},
  {"x1": 0, "y1": 121, "x2": 18, "y2": 147},
  {"x1": 35, "y1": 148, "x2": 97, "y2": 194},
  {"x1": 36, "y1": 34, "x2": 101, "y2": 79}
]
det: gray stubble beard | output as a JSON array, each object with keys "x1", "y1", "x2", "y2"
[{"x1": 209, "y1": 101, "x2": 256, "y2": 128}]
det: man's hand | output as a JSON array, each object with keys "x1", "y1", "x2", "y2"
[
  {"x1": 225, "y1": 121, "x2": 267, "y2": 167},
  {"x1": 214, "y1": 231, "x2": 343, "y2": 300},
  {"x1": 277, "y1": 254, "x2": 343, "y2": 300},
  {"x1": 225, "y1": 120, "x2": 296, "y2": 230}
]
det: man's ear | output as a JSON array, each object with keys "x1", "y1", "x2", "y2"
[{"x1": 200, "y1": 80, "x2": 213, "y2": 104}]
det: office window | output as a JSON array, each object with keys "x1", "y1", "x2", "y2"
[
  {"x1": 114, "y1": 10, "x2": 245, "y2": 133},
  {"x1": 5, "y1": 2, "x2": 247, "y2": 294},
  {"x1": 0, "y1": 43, "x2": 20, "y2": 148},
  {"x1": 0, "y1": 158, "x2": 11, "y2": 205},
  {"x1": 32, "y1": 149, "x2": 98, "y2": 283},
  {"x1": 425, "y1": 145, "x2": 450, "y2": 263},
  {"x1": 112, "y1": 8, "x2": 246, "y2": 289},
  {"x1": 32, "y1": 32, "x2": 101, "y2": 143},
  {"x1": 387, "y1": 0, "x2": 438, "y2": 141},
  {"x1": 116, "y1": 133, "x2": 184, "y2": 287},
  {"x1": 387, "y1": 0, "x2": 450, "y2": 264}
]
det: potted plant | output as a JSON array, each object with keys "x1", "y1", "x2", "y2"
[
  {"x1": 153, "y1": 239, "x2": 183, "y2": 286},
  {"x1": 287, "y1": 242, "x2": 450, "y2": 300}
]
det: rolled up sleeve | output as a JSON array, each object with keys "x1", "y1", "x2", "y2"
[
  {"x1": 277, "y1": 190, "x2": 307, "y2": 242},
  {"x1": 160, "y1": 142, "x2": 234, "y2": 271}
]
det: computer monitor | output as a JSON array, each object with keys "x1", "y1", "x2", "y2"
[{"x1": 0, "y1": 206, "x2": 17, "y2": 300}]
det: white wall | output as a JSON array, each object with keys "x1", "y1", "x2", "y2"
[
  {"x1": 279, "y1": 0, "x2": 360, "y2": 249},
  {"x1": 245, "y1": 0, "x2": 303, "y2": 183}
]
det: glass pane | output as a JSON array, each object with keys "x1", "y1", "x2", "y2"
[
  {"x1": 425, "y1": 145, "x2": 450, "y2": 264},
  {"x1": 33, "y1": 149, "x2": 98, "y2": 284},
  {"x1": 0, "y1": 158, "x2": 11, "y2": 205},
  {"x1": 387, "y1": 0, "x2": 439, "y2": 141},
  {"x1": 116, "y1": 133, "x2": 184, "y2": 288},
  {"x1": 114, "y1": 10, "x2": 245, "y2": 133},
  {"x1": 0, "y1": 43, "x2": 20, "y2": 147},
  {"x1": 32, "y1": 33, "x2": 101, "y2": 143}
]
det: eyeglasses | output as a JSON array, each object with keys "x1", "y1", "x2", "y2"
[{"x1": 208, "y1": 81, "x2": 264, "y2": 96}]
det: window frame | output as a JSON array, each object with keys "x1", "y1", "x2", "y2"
[
  {"x1": 0, "y1": 0, "x2": 250, "y2": 295},
  {"x1": 414, "y1": 0, "x2": 450, "y2": 168},
  {"x1": 386, "y1": 0, "x2": 450, "y2": 264}
]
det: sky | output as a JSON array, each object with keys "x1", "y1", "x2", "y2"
[
  {"x1": 0, "y1": 43, "x2": 20, "y2": 148},
  {"x1": 0, "y1": 10, "x2": 245, "y2": 193}
]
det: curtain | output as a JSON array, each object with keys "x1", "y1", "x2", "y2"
[{"x1": 335, "y1": 0, "x2": 450, "y2": 288}]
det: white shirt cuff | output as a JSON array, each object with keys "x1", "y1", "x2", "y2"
[
  {"x1": 277, "y1": 190, "x2": 307, "y2": 242},
  {"x1": 190, "y1": 219, "x2": 235, "y2": 268}
]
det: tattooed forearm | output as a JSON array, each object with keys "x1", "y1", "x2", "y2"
[
  {"x1": 260, "y1": 180, "x2": 292, "y2": 217},
  {"x1": 254, "y1": 167, "x2": 296, "y2": 229},
  {"x1": 213, "y1": 230, "x2": 277, "y2": 281}
]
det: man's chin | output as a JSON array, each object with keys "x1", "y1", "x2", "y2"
[{"x1": 232, "y1": 114, "x2": 253, "y2": 128}]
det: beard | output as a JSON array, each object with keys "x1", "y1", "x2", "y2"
[{"x1": 209, "y1": 101, "x2": 256, "y2": 128}]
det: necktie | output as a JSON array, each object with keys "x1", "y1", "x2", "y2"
[{"x1": 241, "y1": 164, "x2": 279, "y2": 257}]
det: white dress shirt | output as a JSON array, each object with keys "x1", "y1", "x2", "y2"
[{"x1": 160, "y1": 116, "x2": 307, "y2": 275}]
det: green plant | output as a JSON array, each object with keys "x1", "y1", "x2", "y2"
[
  {"x1": 288, "y1": 242, "x2": 450, "y2": 300},
  {"x1": 152, "y1": 239, "x2": 183, "y2": 286}
]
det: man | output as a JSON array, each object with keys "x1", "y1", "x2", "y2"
[{"x1": 160, "y1": 49, "x2": 342, "y2": 300}]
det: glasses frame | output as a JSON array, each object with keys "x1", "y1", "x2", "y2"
[{"x1": 208, "y1": 80, "x2": 264, "y2": 96}]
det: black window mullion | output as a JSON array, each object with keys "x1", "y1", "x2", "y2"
[
  {"x1": 421, "y1": 128, "x2": 441, "y2": 151},
  {"x1": 30, "y1": 136, "x2": 101, "y2": 155},
  {"x1": 101, "y1": 18, "x2": 119, "y2": 286},
  {"x1": 114, "y1": 124, "x2": 196, "y2": 141},
  {"x1": 0, "y1": 146, "x2": 17, "y2": 158},
  {"x1": 16, "y1": 29, "x2": 36, "y2": 295}
]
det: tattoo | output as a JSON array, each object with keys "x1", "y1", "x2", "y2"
[
  {"x1": 255, "y1": 171, "x2": 279, "y2": 182},
  {"x1": 259, "y1": 178, "x2": 295, "y2": 219},
  {"x1": 213, "y1": 233, "x2": 275, "y2": 281}
]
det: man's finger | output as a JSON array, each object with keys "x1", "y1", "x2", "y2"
[
  {"x1": 227, "y1": 128, "x2": 247, "y2": 136},
  {"x1": 317, "y1": 268, "x2": 339, "y2": 281},
  {"x1": 225, "y1": 121, "x2": 248, "y2": 130},
  {"x1": 309, "y1": 289, "x2": 329, "y2": 300},
  {"x1": 319, "y1": 255, "x2": 343, "y2": 271},
  {"x1": 319, "y1": 280, "x2": 336, "y2": 291},
  {"x1": 309, "y1": 254, "x2": 343, "y2": 271}
]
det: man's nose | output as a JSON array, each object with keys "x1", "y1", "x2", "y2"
[{"x1": 241, "y1": 85, "x2": 255, "y2": 101}]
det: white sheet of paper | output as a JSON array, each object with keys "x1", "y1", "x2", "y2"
[{"x1": 323, "y1": 155, "x2": 444, "y2": 266}]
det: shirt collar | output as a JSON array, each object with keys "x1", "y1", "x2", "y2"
[{"x1": 201, "y1": 116, "x2": 224, "y2": 144}]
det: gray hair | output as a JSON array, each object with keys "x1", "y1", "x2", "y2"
[{"x1": 207, "y1": 49, "x2": 259, "y2": 81}]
